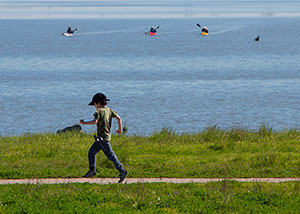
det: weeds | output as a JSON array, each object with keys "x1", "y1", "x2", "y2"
[
  {"x1": 2, "y1": 182, "x2": 300, "y2": 213},
  {"x1": 258, "y1": 123, "x2": 273, "y2": 137},
  {"x1": 1, "y1": 127, "x2": 300, "y2": 179}
]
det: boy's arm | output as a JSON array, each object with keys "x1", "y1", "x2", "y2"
[
  {"x1": 115, "y1": 114, "x2": 122, "y2": 134},
  {"x1": 80, "y1": 119, "x2": 96, "y2": 125}
]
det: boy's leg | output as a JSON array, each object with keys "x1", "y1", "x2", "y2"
[
  {"x1": 100, "y1": 141, "x2": 125, "y2": 173},
  {"x1": 88, "y1": 140, "x2": 102, "y2": 172}
]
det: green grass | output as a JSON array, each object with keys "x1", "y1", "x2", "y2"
[
  {"x1": 1, "y1": 181, "x2": 300, "y2": 213},
  {"x1": 1, "y1": 126, "x2": 300, "y2": 179}
]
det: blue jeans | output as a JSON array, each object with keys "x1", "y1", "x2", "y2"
[{"x1": 88, "y1": 137, "x2": 124, "y2": 173}]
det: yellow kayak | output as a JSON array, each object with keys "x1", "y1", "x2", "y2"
[{"x1": 201, "y1": 32, "x2": 208, "y2": 36}]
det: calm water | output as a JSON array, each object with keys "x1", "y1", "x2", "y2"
[{"x1": 1, "y1": 17, "x2": 300, "y2": 136}]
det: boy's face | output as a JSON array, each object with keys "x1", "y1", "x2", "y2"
[{"x1": 94, "y1": 102, "x2": 102, "y2": 108}]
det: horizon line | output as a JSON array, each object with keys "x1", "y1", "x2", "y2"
[{"x1": 1, "y1": 12, "x2": 300, "y2": 19}]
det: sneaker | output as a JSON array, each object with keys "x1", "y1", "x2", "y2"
[
  {"x1": 83, "y1": 170, "x2": 96, "y2": 178},
  {"x1": 118, "y1": 170, "x2": 128, "y2": 183}
]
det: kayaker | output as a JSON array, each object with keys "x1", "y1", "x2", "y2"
[
  {"x1": 150, "y1": 26, "x2": 157, "y2": 33},
  {"x1": 202, "y1": 26, "x2": 208, "y2": 33},
  {"x1": 66, "y1": 26, "x2": 74, "y2": 34}
]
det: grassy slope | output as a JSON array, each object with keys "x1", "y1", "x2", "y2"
[
  {"x1": 1, "y1": 182, "x2": 300, "y2": 213},
  {"x1": 1, "y1": 126, "x2": 300, "y2": 179}
]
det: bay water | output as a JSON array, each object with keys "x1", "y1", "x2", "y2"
[{"x1": 1, "y1": 16, "x2": 300, "y2": 136}]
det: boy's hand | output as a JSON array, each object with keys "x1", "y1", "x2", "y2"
[
  {"x1": 79, "y1": 120, "x2": 84, "y2": 125},
  {"x1": 116, "y1": 129, "x2": 122, "y2": 134}
]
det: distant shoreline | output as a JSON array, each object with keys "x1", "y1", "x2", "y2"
[
  {"x1": 1, "y1": 12, "x2": 300, "y2": 19},
  {"x1": 1, "y1": 0, "x2": 300, "y2": 19}
]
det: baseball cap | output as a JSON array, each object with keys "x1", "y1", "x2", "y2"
[{"x1": 88, "y1": 93, "x2": 110, "y2": 105}]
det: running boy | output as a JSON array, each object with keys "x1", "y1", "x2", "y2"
[{"x1": 80, "y1": 92, "x2": 128, "y2": 183}]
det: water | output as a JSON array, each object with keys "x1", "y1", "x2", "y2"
[{"x1": 1, "y1": 16, "x2": 300, "y2": 136}]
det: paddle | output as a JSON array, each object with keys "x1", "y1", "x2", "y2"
[
  {"x1": 145, "y1": 26, "x2": 160, "y2": 35},
  {"x1": 70, "y1": 28, "x2": 79, "y2": 33},
  {"x1": 197, "y1": 23, "x2": 209, "y2": 34}
]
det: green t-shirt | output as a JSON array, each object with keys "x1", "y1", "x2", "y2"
[{"x1": 93, "y1": 107, "x2": 117, "y2": 142}]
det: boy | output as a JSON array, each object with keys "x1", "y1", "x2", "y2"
[{"x1": 80, "y1": 92, "x2": 128, "y2": 183}]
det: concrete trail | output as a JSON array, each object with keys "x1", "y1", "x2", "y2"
[{"x1": 1, "y1": 178, "x2": 300, "y2": 185}]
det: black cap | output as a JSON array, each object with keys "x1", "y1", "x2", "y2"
[{"x1": 88, "y1": 93, "x2": 110, "y2": 105}]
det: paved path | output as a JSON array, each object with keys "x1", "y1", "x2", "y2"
[{"x1": 1, "y1": 178, "x2": 300, "y2": 185}]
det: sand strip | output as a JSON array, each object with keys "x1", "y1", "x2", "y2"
[{"x1": 1, "y1": 177, "x2": 300, "y2": 185}]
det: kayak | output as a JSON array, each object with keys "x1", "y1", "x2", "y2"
[
  {"x1": 148, "y1": 32, "x2": 157, "y2": 36},
  {"x1": 62, "y1": 33, "x2": 73, "y2": 37},
  {"x1": 201, "y1": 32, "x2": 208, "y2": 36}
]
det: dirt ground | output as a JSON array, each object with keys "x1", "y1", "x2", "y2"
[{"x1": 1, "y1": 177, "x2": 300, "y2": 185}]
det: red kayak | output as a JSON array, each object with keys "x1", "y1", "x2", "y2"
[{"x1": 148, "y1": 32, "x2": 157, "y2": 36}]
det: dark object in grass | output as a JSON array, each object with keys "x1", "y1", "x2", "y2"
[
  {"x1": 122, "y1": 124, "x2": 128, "y2": 134},
  {"x1": 57, "y1": 124, "x2": 82, "y2": 134}
]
